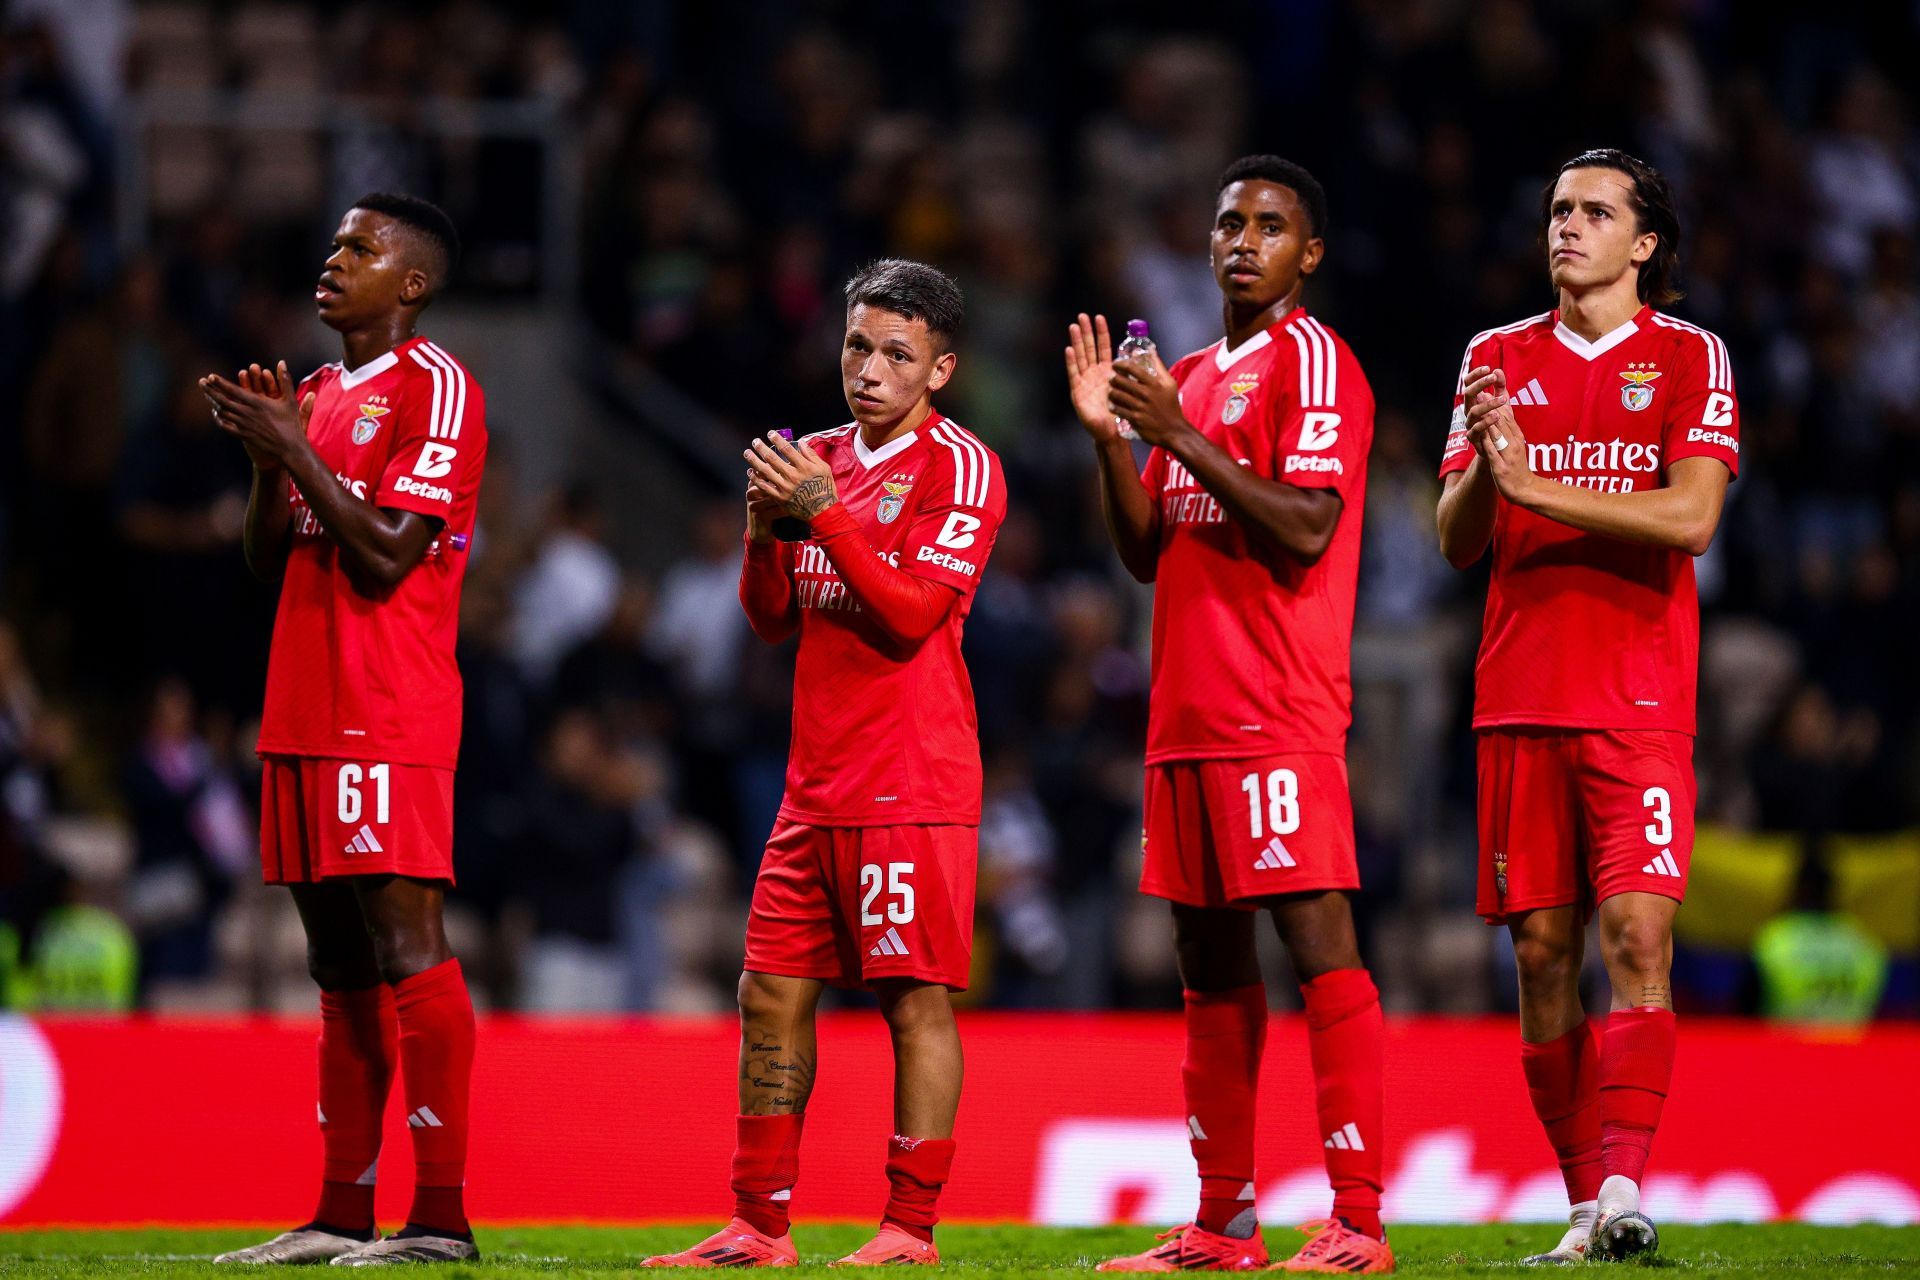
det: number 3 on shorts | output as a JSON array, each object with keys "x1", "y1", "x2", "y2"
[
  {"x1": 1241, "y1": 768, "x2": 1300, "y2": 839},
  {"x1": 1642, "y1": 786, "x2": 1672, "y2": 845},
  {"x1": 338, "y1": 763, "x2": 391, "y2": 825},
  {"x1": 860, "y1": 862, "x2": 915, "y2": 925}
]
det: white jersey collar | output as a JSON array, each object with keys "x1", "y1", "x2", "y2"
[
  {"x1": 338, "y1": 348, "x2": 400, "y2": 390},
  {"x1": 1213, "y1": 329, "x2": 1274, "y2": 372},
  {"x1": 1552, "y1": 314, "x2": 1640, "y2": 361},
  {"x1": 854, "y1": 424, "x2": 920, "y2": 469}
]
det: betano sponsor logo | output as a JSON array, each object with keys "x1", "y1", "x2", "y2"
[
  {"x1": 916, "y1": 546, "x2": 977, "y2": 576},
  {"x1": 393, "y1": 475, "x2": 452, "y2": 504},
  {"x1": 1284, "y1": 455, "x2": 1343, "y2": 475},
  {"x1": 1687, "y1": 427, "x2": 1739, "y2": 453}
]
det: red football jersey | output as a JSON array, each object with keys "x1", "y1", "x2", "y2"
[
  {"x1": 1441, "y1": 306, "x2": 1740, "y2": 733},
  {"x1": 256, "y1": 336, "x2": 487, "y2": 768},
  {"x1": 768, "y1": 411, "x2": 1005, "y2": 826},
  {"x1": 1143, "y1": 308, "x2": 1374, "y2": 762}
]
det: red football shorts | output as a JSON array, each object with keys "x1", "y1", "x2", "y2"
[
  {"x1": 259, "y1": 755, "x2": 456, "y2": 885},
  {"x1": 1475, "y1": 728, "x2": 1695, "y2": 922},
  {"x1": 1141, "y1": 753, "x2": 1359, "y2": 909},
  {"x1": 744, "y1": 820, "x2": 977, "y2": 991}
]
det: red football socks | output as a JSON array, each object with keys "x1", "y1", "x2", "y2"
[
  {"x1": 1183, "y1": 984, "x2": 1268, "y2": 1237},
  {"x1": 1599, "y1": 1006, "x2": 1675, "y2": 1185},
  {"x1": 393, "y1": 959, "x2": 476, "y2": 1236},
  {"x1": 881, "y1": 1134, "x2": 957, "y2": 1243},
  {"x1": 1301, "y1": 968, "x2": 1386, "y2": 1240},
  {"x1": 732, "y1": 1113, "x2": 805, "y2": 1238},
  {"x1": 313, "y1": 984, "x2": 398, "y2": 1234},
  {"x1": 1520, "y1": 1019, "x2": 1603, "y2": 1205}
]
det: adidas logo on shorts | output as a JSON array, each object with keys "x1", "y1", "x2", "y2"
[
  {"x1": 344, "y1": 824, "x2": 384, "y2": 855},
  {"x1": 1642, "y1": 850, "x2": 1682, "y2": 877},
  {"x1": 869, "y1": 926, "x2": 910, "y2": 958},
  {"x1": 1253, "y1": 837, "x2": 1297, "y2": 870}
]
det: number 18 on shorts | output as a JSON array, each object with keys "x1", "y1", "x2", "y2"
[{"x1": 1141, "y1": 753, "x2": 1360, "y2": 908}]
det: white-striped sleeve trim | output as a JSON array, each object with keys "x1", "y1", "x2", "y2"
[
  {"x1": 411, "y1": 342, "x2": 469, "y2": 440},
  {"x1": 1455, "y1": 312, "x2": 1554, "y2": 396},
  {"x1": 1288, "y1": 318, "x2": 1343, "y2": 408},
  {"x1": 1303, "y1": 316, "x2": 1338, "y2": 404},
  {"x1": 423, "y1": 342, "x2": 469, "y2": 439},
  {"x1": 406, "y1": 349, "x2": 446, "y2": 438},
  {"x1": 929, "y1": 422, "x2": 992, "y2": 508},
  {"x1": 1650, "y1": 314, "x2": 1732, "y2": 392}
]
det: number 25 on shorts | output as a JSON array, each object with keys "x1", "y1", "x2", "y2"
[{"x1": 860, "y1": 862, "x2": 915, "y2": 925}]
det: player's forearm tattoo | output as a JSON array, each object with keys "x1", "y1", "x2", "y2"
[
  {"x1": 741, "y1": 1029, "x2": 816, "y2": 1114},
  {"x1": 789, "y1": 476, "x2": 835, "y2": 520}
]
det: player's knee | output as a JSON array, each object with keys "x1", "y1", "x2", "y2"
[
  {"x1": 364, "y1": 922, "x2": 440, "y2": 986},
  {"x1": 1171, "y1": 907, "x2": 1258, "y2": 989},
  {"x1": 737, "y1": 971, "x2": 801, "y2": 1025},
  {"x1": 1602, "y1": 916, "x2": 1669, "y2": 981},
  {"x1": 878, "y1": 983, "x2": 952, "y2": 1037},
  {"x1": 1512, "y1": 931, "x2": 1580, "y2": 991},
  {"x1": 306, "y1": 943, "x2": 377, "y2": 992}
]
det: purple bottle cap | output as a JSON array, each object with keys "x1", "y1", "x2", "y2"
[
  {"x1": 1126, "y1": 319, "x2": 1150, "y2": 338},
  {"x1": 774, "y1": 428, "x2": 794, "y2": 441}
]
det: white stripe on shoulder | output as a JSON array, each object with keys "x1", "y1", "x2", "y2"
[
  {"x1": 407, "y1": 348, "x2": 447, "y2": 439},
  {"x1": 1301, "y1": 320, "x2": 1324, "y2": 405},
  {"x1": 422, "y1": 342, "x2": 469, "y2": 440},
  {"x1": 1290, "y1": 325, "x2": 1314, "y2": 405},
  {"x1": 800, "y1": 424, "x2": 856, "y2": 446},
  {"x1": 1305, "y1": 318, "x2": 1336, "y2": 402},
  {"x1": 1650, "y1": 314, "x2": 1730, "y2": 391},
  {"x1": 941, "y1": 420, "x2": 991, "y2": 507},
  {"x1": 949, "y1": 420, "x2": 996, "y2": 507},
  {"x1": 416, "y1": 342, "x2": 468, "y2": 440},
  {"x1": 1304, "y1": 317, "x2": 1338, "y2": 404},
  {"x1": 929, "y1": 425, "x2": 971, "y2": 505}
]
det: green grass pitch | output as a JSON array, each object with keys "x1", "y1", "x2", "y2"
[{"x1": 1, "y1": 1224, "x2": 1914, "y2": 1276}]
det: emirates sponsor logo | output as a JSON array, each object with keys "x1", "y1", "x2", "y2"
[{"x1": 1527, "y1": 436, "x2": 1661, "y2": 493}]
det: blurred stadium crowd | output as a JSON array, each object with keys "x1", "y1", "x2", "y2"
[{"x1": 1, "y1": 1, "x2": 1915, "y2": 1018}]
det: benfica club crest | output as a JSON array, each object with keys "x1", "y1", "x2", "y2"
[
  {"x1": 877, "y1": 478, "x2": 913, "y2": 524},
  {"x1": 352, "y1": 401, "x2": 391, "y2": 444},
  {"x1": 1494, "y1": 851, "x2": 1509, "y2": 899},
  {"x1": 1221, "y1": 379, "x2": 1258, "y2": 425},
  {"x1": 1619, "y1": 365, "x2": 1662, "y2": 412}
]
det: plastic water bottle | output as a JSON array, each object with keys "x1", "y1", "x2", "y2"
[
  {"x1": 768, "y1": 428, "x2": 810, "y2": 542},
  {"x1": 1114, "y1": 319, "x2": 1157, "y2": 440}
]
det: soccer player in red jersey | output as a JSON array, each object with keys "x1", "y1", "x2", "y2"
[
  {"x1": 642, "y1": 260, "x2": 1004, "y2": 1270},
  {"x1": 1436, "y1": 150, "x2": 1739, "y2": 1263},
  {"x1": 1068, "y1": 156, "x2": 1393, "y2": 1275},
  {"x1": 199, "y1": 194, "x2": 486, "y2": 1266}
]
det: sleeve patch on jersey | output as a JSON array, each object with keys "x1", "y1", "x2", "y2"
[
  {"x1": 934, "y1": 511, "x2": 982, "y2": 549},
  {"x1": 1297, "y1": 411, "x2": 1341, "y2": 451},
  {"x1": 413, "y1": 441, "x2": 458, "y2": 478}
]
